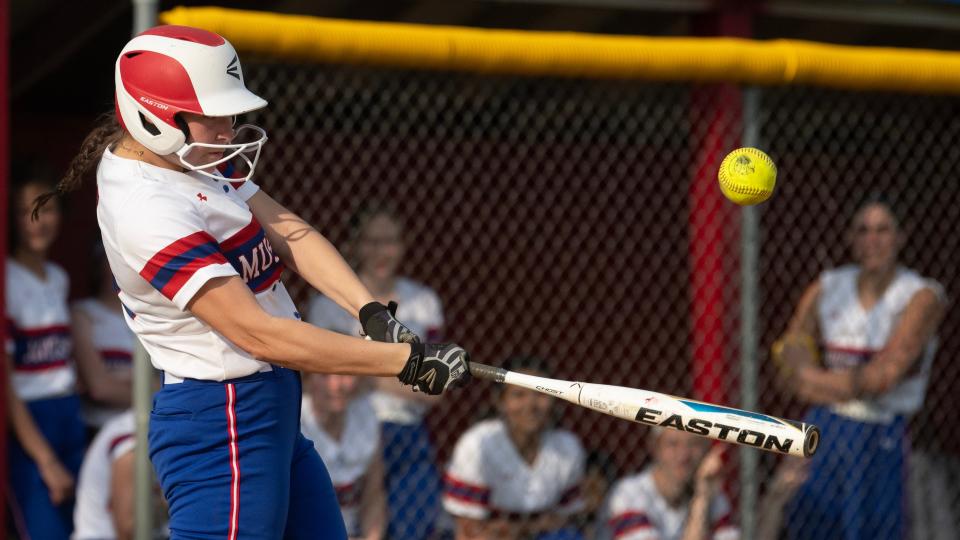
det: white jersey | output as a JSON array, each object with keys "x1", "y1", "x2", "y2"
[
  {"x1": 442, "y1": 418, "x2": 585, "y2": 520},
  {"x1": 818, "y1": 265, "x2": 945, "y2": 421},
  {"x1": 73, "y1": 298, "x2": 135, "y2": 427},
  {"x1": 96, "y1": 148, "x2": 300, "y2": 381},
  {"x1": 606, "y1": 467, "x2": 738, "y2": 540},
  {"x1": 300, "y1": 395, "x2": 380, "y2": 537},
  {"x1": 73, "y1": 410, "x2": 136, "y2": 540},
  {"x1": 6, "y1": 259, "x2": 75, "y2": 401},
  {"x1": 308, "y1": 278, "x2": 444, "y2": 424}
]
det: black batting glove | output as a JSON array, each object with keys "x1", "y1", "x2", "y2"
[
  {"x1": 399, "y1": 343, "x2": 471, "y2": 395},
  {"x1": 359, "y1": 301, "x2": 420, "y2": 344}
]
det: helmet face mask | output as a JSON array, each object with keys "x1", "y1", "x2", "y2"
[
  {"x1": 175, "y1": 124, "x2": 267, "y2": 182},
  {"x1": 115, "y1": 26, "x2": 268, "y2": 178}
]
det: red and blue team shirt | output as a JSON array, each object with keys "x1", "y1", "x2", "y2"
[
  {"x1": 5, "y1": 260, "x2": 76, "y2": 401},
  {"x1": 606, "y1": 467, "x2": 738, "y2": 540},
  {"x1": 442, "y1": 419, "x2": 586, "y2": 521},
  {"x1": 96, "y1": 148, "x2": 300, "y2": 381},
  {"x1": 73, "y1": 298, "x2": 136, "y2": 427},
  {"x1": 817, "y1": 264, "x2": 945, "y2": 419}
]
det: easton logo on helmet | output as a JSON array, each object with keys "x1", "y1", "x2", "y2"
[
  {"x1": 139, "y1": 96, "x2": 169, "y2": 110},
  {"x1": 226, "y1": 55, "x2": 240, "y2": 81}
]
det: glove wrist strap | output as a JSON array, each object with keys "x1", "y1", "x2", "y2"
[{"x1": 398, "y1": 343, "x2": 424, "y2": 385}]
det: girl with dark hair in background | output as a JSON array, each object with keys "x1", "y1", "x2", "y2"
[
  {"x1": 772, "y1": 195, "x2": 947, "y2": 540},
  {"x1": 442, "y1": 356, "x2": 586, "y2": 540},
  {"x1": 308, "y1": 205, "x2": 447, "y2": 540},
  {"x1": 6, "y1": 173, "x2": 85, "y2": 539}
]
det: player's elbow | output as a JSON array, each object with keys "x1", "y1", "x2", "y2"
[
  {"x1": 230, "y1": 329, "x2": 274, "y2": 362},
  {"x1": 227, "y1": 317, "x2": 287, "y2": 363}
]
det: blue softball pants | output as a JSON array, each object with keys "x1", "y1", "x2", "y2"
[{"x1": 149, "y1": 367, "x2": 347, "y2": 539}]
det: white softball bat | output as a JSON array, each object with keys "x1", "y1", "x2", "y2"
[{"x1": 469, "y1": 362, "x2": 820, "y2": 458}]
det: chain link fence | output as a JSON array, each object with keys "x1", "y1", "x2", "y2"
[{"x1": 243, "y1": 61, "x2": 960, "y2": 539}]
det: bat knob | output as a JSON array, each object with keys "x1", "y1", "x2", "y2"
[{"x1": 803, "y1": 425, "x2": 821, "y2": 458}]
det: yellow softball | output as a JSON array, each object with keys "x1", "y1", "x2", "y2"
[{"x1": 717, "y1": 147, "x2": 777, "y2": 206}]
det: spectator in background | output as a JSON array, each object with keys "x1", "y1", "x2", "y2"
[
  {"x1": 73, "y1": 408, "x2": 168, "y2": 540},
  {"x1": 301, "y1": 373, "x2": 387, "y2": 540},
  {"x1": 578, "y1": 450, "x2": 619, "y2": 540},
  {"x1": 309, "y1": 205, "x2": 446, "y2": 540},
  {"x1": 72, "y1": 410, "x2": 136, "y2": 540},
  {"x1": 442, "y1": 355, "x2": 586, "y2": 540},
  {"x1": 72, "y1": 241, "x2": 134, "y2": 438},
  {"x1": 5, "y1": 173, "x2": 86, "y2": 539},
  {"x1": 605, "y1": 429, "x2": 738, "y2": 540},
  {"x1": 772, "y1": 195, "x2": 946, "y2": 540}
]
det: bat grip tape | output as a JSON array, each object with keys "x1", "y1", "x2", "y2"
[{"x1": 469, "y1": 362, "x2": 507, "y2": 383}]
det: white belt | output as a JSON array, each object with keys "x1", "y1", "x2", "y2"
[{"x1": 163, "y1": 364, "x2": 273, "y2": 385}]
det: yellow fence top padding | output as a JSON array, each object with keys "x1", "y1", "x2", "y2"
[{"x1": 162, "y1": 6, "x2": 960, "y2": 94}]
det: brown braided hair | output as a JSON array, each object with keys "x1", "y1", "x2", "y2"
[{"x1": 31, "y1": 112, "x2": 124, "y2": 220}]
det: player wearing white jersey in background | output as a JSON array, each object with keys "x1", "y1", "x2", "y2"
[
  {"x1": 773, "y1": 196, "x2": 946, "y2": 540},
  {"x1": 6, "y1": 174, "x2": 85, "y2": 540},
  {"x1": 73, "y1": 410, "x2": 136, "y2": 540},
  {"x1": 72, "y1": 242, "x2": 135, "y2": 433},
  {"x1": 606, "y1": 429, "x2": 738, "y2": 540},
  {"x1": 301, "y1": 373, "x2": 386, "y2": 540},
  {"x1": 35, "y1": 25, "x2": 470, "y2": 539},
  {"x1": 443, "y1": 356, "x2": 586, "y2": 540},
  {"x1": 309, "y1": 206, "x2": 446, "y2": 540}
]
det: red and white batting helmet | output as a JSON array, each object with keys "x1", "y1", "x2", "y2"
[{"x1": 115, "y1": 25, "x2": 267, "y2": 178}]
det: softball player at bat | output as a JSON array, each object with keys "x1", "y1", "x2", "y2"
[
  {"x1": 442, "y1": 356, "x2": 585, "y2": 540},
  {"x1": 7, "y1": 175, "x2": 85, "y2": 540},
  {"x1": 774, "y1": 196, "x2": 946, "y2": 540},
  {"x1": 34, "y1": 25, "x2": 470, "y2": 539}
]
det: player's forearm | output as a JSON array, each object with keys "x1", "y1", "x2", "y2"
[
  {"x1": 244, "y1": 316, "x2": 409, "y2": 376},
  {"x1": 284, "y1": 230, "x2": 374, "y2": 316},
  {"x1": 679, "y1": 493, "x2": 712, "y2": 540},
  {"x1": 86, "y1": 372, "x2": 133, "y2": 407},
  {"x1": 247, "y1": 191, "x2": 373, "y2": 314},
  {"x1": 794, "y1": 366, "x2": 856, "y2": 403},
  {"x1": 7, "y1": 387, "x2": 58, "y2": 465},
  {"x1": 755, "y1": 493, "x2": 790, "y2": 540},
  {"x1": 361, "y1": 452, "x2": 387, "y2": 540}
]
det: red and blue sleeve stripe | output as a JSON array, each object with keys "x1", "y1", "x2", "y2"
[
  {"x1": 713, "y1": 512, "x2": 734, "y2": 531},
  {"x1": 443, "y1": 474, "x2": 490, "y2": 505},
  {"x1": 108, "y1": 433, "x2": 134, "y2": 457},
  {"x1": 139, "y1": 231, "x2": 228, "y2": 300},
  {"x1": 219, "y1": 218, "x2": 284, "y2": 294},
  {"x1": 334, "y1": 480, "x2": 363, "y2": 507},
  {"x1": 609, "y1": 512, "x2": 653, "y2": 538}
]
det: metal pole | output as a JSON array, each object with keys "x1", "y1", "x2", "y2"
[
  {"x1": 131, "y1": 6, "x2": 159, "y2": 540},
  {"x1": 132, "y1": 0, "x2": 158, "y2": 35},
  {"x1": 738, "y1": 86, "x2": 761, "y2": 540}
]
